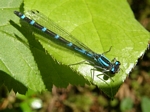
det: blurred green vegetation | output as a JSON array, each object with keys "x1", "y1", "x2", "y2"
[{"x1": 0, "y1": 0, "x2": 150, "y2": 112}]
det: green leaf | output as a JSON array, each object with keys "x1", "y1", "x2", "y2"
[
  {"x1": 120, "y1": 97, "x2": 133, "y2": 111},
  {"x1": 0, "y1": 0, "x2": 87, "y2": 94},
  {"x1": 0, "y1": 0, "x2": 149, "y2": 98},
  {"x1": 141, "y1": 96, "x2": 150, "y2": 112}
]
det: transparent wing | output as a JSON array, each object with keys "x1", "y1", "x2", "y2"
[{"x1": 25, "y1": 10, "x2": 97, "y2": 55}]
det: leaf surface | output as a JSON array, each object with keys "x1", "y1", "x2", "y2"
[{"x1": 0, "y1": 0, "x2": 149, "y2": 97}]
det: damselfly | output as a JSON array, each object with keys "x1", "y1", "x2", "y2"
[{"x1": 14, "y1": 10, "x2": 121, "y2": 81}]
